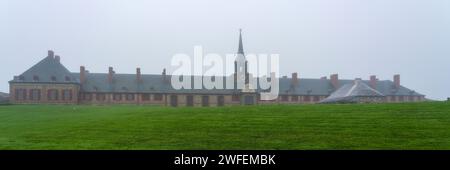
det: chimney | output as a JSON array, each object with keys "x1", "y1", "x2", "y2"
[
  {"x1": 54, "y1": 55, "x2": 60, "y2": 62},
  {"x1": 162, "y1": 68, "x2": 167, "y2": 81},
  {"x1": 393, "y1": 74, "x2": 400, "y2": 88},
  {"x1": 136, "y1": 67, "x2": 142, "y2": 82},
  {"x1": 291, "y1": 72, "x2": 299, "y2": 86},
  {"x1": 80, "y1": 66, "x2": 86, "y2": 84},
  {"x1": 330, "y1": 74, "x2": 339, "y2": 89},
  {"x1": 108, "y1": 67, "x2": 114, "y2": 83},
  {"x1": 48, "y1": 50, "x2": 54, "y2": 58},
  {"x1": 370, "y1": 75, "x2": 377, "y2": 89}
]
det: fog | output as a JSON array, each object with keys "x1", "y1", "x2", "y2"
[{"x1": 1, "y1": 0, "x2": 449, "y2": 100}]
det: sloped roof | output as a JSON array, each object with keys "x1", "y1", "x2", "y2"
[
  {"x1": 8, "y1": 54, "x2": 424, "y2": 97},
  {"x1": 0, "y1": 92, "x2": 9, "y2": 103},
  {"x1": 10, "y1": 56, "x2": 78, "y2": 84},
  {"x1": 0, "y1": 92, "x2": 8, "y2": 98},
  {"x1": 73, "y1": 73, "x2": 240, "y2": 94},
  {"x1": 71, "y1": 72, "x2": 423, "y2": 97},
  {"x1": 319, "y1": 80, "x2": 384, "y2": 103}
]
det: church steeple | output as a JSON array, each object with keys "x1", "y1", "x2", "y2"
[{"x1": 237, "y1": 29, "x2": 244, "y2": 55}]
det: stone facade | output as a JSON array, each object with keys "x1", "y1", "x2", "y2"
[{"x1": 9, "y1": 83, "x2": 79, "y2": 104}]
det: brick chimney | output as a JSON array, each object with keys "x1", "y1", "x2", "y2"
[
  {"x1": 370, "y1": 75, "x2": 377, "y2": 89},
  {"x1": 162, "y1": 68, "x2": 167, "y2": 82},
  {"x1": 136, "y1": 67, "x2": 142, "y2": 82},
  {"x1": 108, "y1": 67, "x2": 114, "y2": 83},
  {"x1": 54, "y1": 55, "x2": 60, "y2": 62},
  {"x1": 330, "y1": 74, "x2": 339, "y2": 89},
  {"x1": 80, "y1": 66, "x2": 86, "y2": 84},
  {"x1": 291, "y1": 72, "x2": 299, "y2": 86},
  {"x1": 48, "y1": 50, "x2": 54, "y2": 58},
  {"x1": 393, "y1": 74, "x2": 400, "y2": 88}
]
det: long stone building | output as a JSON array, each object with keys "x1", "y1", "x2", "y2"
[{"x1": 9, "y1": 32, "x2": 425, "y2": 106}]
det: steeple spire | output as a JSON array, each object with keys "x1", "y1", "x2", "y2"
[{"x1": 238, "y1": 29, "x2": 244, "y2": 55}]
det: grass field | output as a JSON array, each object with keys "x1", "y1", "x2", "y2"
[{"x1": 0, "y1": 102, "x2": 449, "y2": 150}]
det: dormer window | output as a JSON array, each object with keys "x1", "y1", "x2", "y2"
[
  {"x1": 19, "y1": 76, "x2": 24, "y2": 81},
  {"x1": 51, "y1": 76, "x2": 57, "y2": 82},
  {"x1": 65, "y1": 76, "x2": 71, "y2": 81},
  {"x1": 33, "y1": 75, "x2": 39, "y2": 81}
]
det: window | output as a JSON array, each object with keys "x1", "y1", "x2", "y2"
[
  {"x1": 15, "y1": 89, "x2": 27, "y2": 100},
  {"x1": 29, "y1": 89, "x2": 41, "y2": 101},
  {"x1": 313, "y1": 96, "x2": 320, "y2": 102},
  {"x1": 232, "y1": 95, "x2": 240, "y2": 102},
  {"x1": 51, "y1": 76, "x2": 56, "y2": 81},
  {"x1": 281, "y1": 95, "x2": 288, "y2": 101},
  {"x1": 186, "y1": 95, "x2": 194, "y2": 106},
  {"x1": 65, "y1": 76, "x2": 71, "y2": 81},
  {"x1": 33, "y1": 75, "x2": 39, "y2": 81},
  {"x1": 202, "y1": 96, "x2": 209, "y2": 107},
  {"x1": 408, "y1": 96, "x2": 414, "y2": 101},
  {"x1": 142, "y1": 94, "x2": 150, "y2": 101},
  {"x1": 399, "y1": 96, "x2": 405, "y2": 102},
  {"x1": 82, "y1": 93, "x2": 92, "y2": 101},
  {"x1": 113, "y1": 94, "x2": 122, "y2": 101},
  {"x1": 304, "y1": 96, "x2": 311, "y2": 102},
  {"x1": 96, "y1": 93, "x2": 106, "y2": 101},
  {"x1": 217, "y1": 96, "x2": 225, "y2": 106},
  {"x1": 62, "y1": 89, "x2": 72, "y2": 101},
  {"x1": 47, "y1": 89, "x2": 59, "y2": 101},
  {"x1": 154, "y1": 94, "x2": 163, "y2": 101},
  {"x1": 19, "y1": 76, "x2": 24, "y2": 81},
  {"x1": 291, "y1": 96, "x2": 299, "y2": 102},
  {"x1": 390, "y1": 96, "x2": 396, "y2": 102},
  {"x1": 126, "y1": 94, "x2": 135, "y2": 101}
]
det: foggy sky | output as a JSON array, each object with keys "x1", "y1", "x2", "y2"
[{"x1": 1, "y1": 0, "x2": 449, "y2": 100}]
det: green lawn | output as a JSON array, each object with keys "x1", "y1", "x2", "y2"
[{"x1": 0, "y1": 102, "x2": 449, "y2": 150}]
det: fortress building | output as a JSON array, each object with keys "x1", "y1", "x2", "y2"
[{"x1": 9, "y1": 31, "x2": 425, "y2": 106}]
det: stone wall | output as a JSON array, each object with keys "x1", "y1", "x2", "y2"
[{"x1": 10, "y1": 83, "x2": 79, "y2": 104}]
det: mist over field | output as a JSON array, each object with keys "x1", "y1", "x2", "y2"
[{"x1": 1, "y1": 0, "x2": 449, "y2": 100}]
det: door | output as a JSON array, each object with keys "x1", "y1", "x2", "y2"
[
  {"x1": 170, "y1": 95, "x2": 178, "y2": 107},
  {"x1": 244, "y1": 95, "x2": 254, "y2": 105},
  {"x1": 217, "y1": 96, "x2": 225, "y2": 106},
  {"x1": 202, "y1": 96, "x2": 209, "y2": 107},
  {"x1": 186, "y1": 95, "x2": 194, "y2": 106}
]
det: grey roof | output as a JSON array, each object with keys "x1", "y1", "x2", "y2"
[
  {"x1": 10, "y1": 56, "x2": 78, "y2": 84},
  {"x1": 0, "y1": 92, "x2": 9, "y2": 103},
  {"x1": 8, "y1": 50, "x2": 423, "y2": 97},
  {"x1": 73, "y1": 73, "x2": 239, "y2": 94},
  {"x1": 339, "y1": 79, "x2": 422, "y2": 96},
  {"x1": 276, "y1": 78, "x2": 333, "y2": 95},
  {"x1": 72, "y1": 72, "x2": 424, "y2": 97},
  {"x1": 0, "y1": 92, "x2": 8, "y2": 98},
  {"x1": 319, "y1": 80, "x2": 384, "y2": 103}
]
